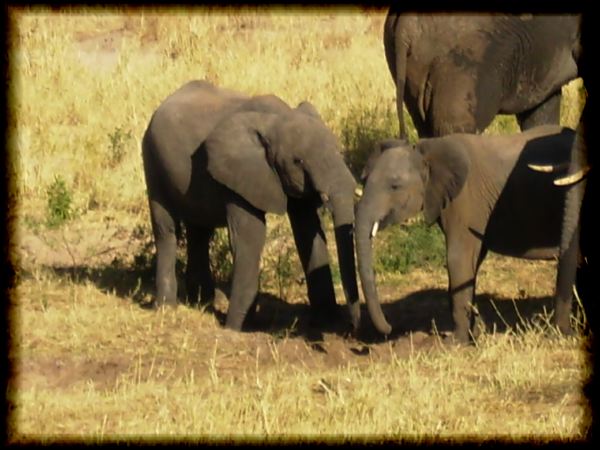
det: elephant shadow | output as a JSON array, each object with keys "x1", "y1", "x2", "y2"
[
  {"x1": 44, "y1": 262, "x2": 156, "y2": 305},
  {"x1": 37, "y1": 265, "x2": 557, "y2": 344},
  {"x1": 40, "y1": 262, "x2": 349, "y2": 342},
  {"x1": 358, "y1": 288, "x2": 556, "y2": 343}
]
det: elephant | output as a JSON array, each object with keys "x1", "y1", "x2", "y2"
[
  {"x1": 142, "y1": 80, "x2": 360, "y2": 331},
  {"x1": 530, "y1": 107, "x2": 592, "y2": 330},
  {"x1": 384, "y1": 9, "x2": 581, "y2": 139},
  {"x1": 355, "y1": 125, "x2": 581, "y2": 343}
]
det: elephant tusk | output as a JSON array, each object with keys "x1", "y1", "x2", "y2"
[
  {"x1": 371, "y1": 221, "x2": 379, "y2": 239},
  {"x1": 527, "y1": 162, "x2": 570, "y2": 173},
  {"x1": 527, "y1": 163, "x2": 556, "y2": 173},
  {"x1": 554, "y1": 167, "x2": 590, "y2": 186},
  {"x1": 354, "y1": 186, "x2": 363, "y2": 198}
]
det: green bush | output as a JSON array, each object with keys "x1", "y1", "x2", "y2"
[
  {"x1": 46, "y1": 175, "x2": 74, "y2": 228},
  {"x1": 209, "y1": 228, "x2": 234, "y2": 283},
  {"x1": 375, "y1": 217, "x2": 446, "y2": 275},
  {"x1": 340, "y1": 103, "x2": 402, "y2": 180},
  {"x1": 107, "y1": 127, "x2": 132, "y2": 167}
]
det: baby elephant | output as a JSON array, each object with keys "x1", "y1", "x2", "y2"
[
  {"x1": 142, "y1": 80, "x2": 359, "y2": 331},
  {"x1": 356, "y1": 125, "x2": 578, "y2": 343}
]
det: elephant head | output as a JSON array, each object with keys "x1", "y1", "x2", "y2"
[
  {"x1": 204, "y1": 106, "x2": 360, "y2": 325},
  {"x1": 355, "y1": 139, "x2": 470, "y2": 334}
]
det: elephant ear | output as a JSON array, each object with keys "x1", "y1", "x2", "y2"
[
  {"x1": 361, "y1": 138, "x2": 410, "y2": 182},
  {"x1": 418, "y1": 137, "x2": 470, "y2": 225},
  {"x1": 295, "y1": 101, "x2": 322, "y2": 119},
  {"x1": 205, "y1": 111, "x2": 287, "y2": 215}
]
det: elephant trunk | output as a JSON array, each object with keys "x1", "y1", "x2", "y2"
[
  {"x1": 328, "y1": 192, "x2": 361, "y2": 330},
  {"x1": 355, "y1": 198, "x2": 392, "y2": 335}
]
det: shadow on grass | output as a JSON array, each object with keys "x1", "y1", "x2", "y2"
[
  {"x1": 40, "y1": 263, "x2": 556, "y2": 345},
  {"x1": 42, "y1": 262, "x2": 351, "y2": 344},
  {"x1": 357, "y1": 288, "x2": 555, "y2": 344}
]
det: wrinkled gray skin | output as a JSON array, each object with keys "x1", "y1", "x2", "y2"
[
  {"x1": 356, "y1": 125, "x2": 579, "y2": 343},
  {"x1": 142, "y1": 80, "x2": 360, "y2": 331},
  {"x1": 384, "y1": 10, "x2": 581, "y2": 138},
  {"x1": 537, "y1": 108, "x2": 592, "y2": 329}
]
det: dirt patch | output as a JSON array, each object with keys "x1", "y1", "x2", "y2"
[
  {"x1": 17, "y1": 211, "x2": 150, "y2": 271},
  {"x1": 11, "y1": 355, "x2": 131, "y2": 391}
]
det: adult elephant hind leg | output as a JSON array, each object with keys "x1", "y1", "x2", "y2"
[
  {"x1": 553, "y1": 206, "x2": 581, "y2": 337},
  {"x1": 148, "y1": 198, "x2": 179, "y2": 307},
  {"x1": 224, "y1": 196, "x2": 267, "y2": 331},
  {"x1": 185, "y1": 224, "x2": 215, "y2": 307},
  {"x1": 427, "y1": 67, "x2": 498, "y2": 136},
  {"x1": 516, "y1": 91, "x2": 562, "y2": 130},
  {"x1": 287, "y1": 198, "x2": 338, "y2": 326}
]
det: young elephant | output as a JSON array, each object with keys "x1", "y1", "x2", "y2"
[
  {"x1": 356, "y1": 125, "x2": 578, "y2": 343},
  {"x1": 142, "y1": 80, "x2": 360, "y2": 331}
]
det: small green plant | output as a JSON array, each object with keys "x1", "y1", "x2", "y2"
[
  {"x1": 209, "y1": 229, "x2": 234, "y2": 283},
  {"x1": 274, "y1": 245, "x2": 295, "y2": 300},
  {"x1": 340, "y1": 103, "x2": 406, "y2": 180},
  {"x1": 107, "y1": 127, "x2": 132, "y2": 167},
  {"x1": 46, "y1": 175, "x2": 74, "y2": 228},
  {"x1": 375, "y1": 217, "x2": 446, "y2": 275}
]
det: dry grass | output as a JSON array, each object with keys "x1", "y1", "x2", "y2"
[
  {"x1": 8, "y1": 6, "x2": 590, "y2": 444},
  {"x1": 10, "y1": 269, "x2": 591, "y2": 442}
]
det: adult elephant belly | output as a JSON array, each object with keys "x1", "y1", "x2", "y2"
[
  {"x1": 483, "y1": 170, "x2": 565, "y2": 260},
  {"x1": 499, "y1": 49, "x2": 579, "y2": 115},
  {"x1": 416, "y1": 57, "x2": 502, "y2": 135}
]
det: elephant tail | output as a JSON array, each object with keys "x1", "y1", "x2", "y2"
[{"x1": 384, "y1": 10, "x2": 409, "y2": 140}]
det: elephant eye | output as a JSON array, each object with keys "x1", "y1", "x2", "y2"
[
  {"x1": 391, "y1": 182, "x2": 401, "y2": 190},
  {"x1": 293, "y1": 157, "x2": 304, "y2": 166}
]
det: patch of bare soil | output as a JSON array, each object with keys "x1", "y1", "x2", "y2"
[
  {"x1": 17, "y1": 211, "x2": 150, "y2": 271},
  {"x1": 11, "y1": 356, "x2": 131, "y2": 392}
]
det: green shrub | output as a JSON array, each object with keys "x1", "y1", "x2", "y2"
[
  {"x1": 375, "y1": 217, "x2": 446, "y2": 275},
  {"x1": 46, "y1": 175, "x2": 74, "y2": 228},
  {"x1": 107, "y1": 127, "x2": 132, "y2": 167},
  {"x1": 209, "y1": 228, "x2": 234, "y2": 283},
  {"x1": 340, "y1": 103, "x2": 402, "y2": 180}
]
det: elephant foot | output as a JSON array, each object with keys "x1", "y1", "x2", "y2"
[
  {"x1": 438, "y1": 329, "x2": 474, "y2": 347},
  {"x1": 553, "y1": 323, "x2": 576, "y2": 338},
  {"x1": 224, "y1": 318, "x2": 244, "y2": 332},
  {"x1": 224, "y1": 308, "x2": 247, "y2": 331},
  {"x1": 347, "y1": 301, "x2": 361, "y2": 332},
  {"x1": 143, "y1": 298, "x2": 178, "y2": 310}
]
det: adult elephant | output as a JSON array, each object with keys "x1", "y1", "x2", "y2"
[
  {"x1": 142, "y1": 80, "x2": 360, "y2": 331},
  {"x1": 530, "y1": 106, "x2": 592, "y2": 330},
  {"x1": 384, "y1": 9, "x2": 581, "y2": 138},
  {"x1": 355, "y1": 126, "x2": 580, "y2": 343}
]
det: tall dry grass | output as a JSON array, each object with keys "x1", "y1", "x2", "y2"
[
  {"x1": 11, "y1": 269, "x2": 590, "y2": 442},
  {"x1": 9, "y1": 7, "x2": 585, "y2": 221}
]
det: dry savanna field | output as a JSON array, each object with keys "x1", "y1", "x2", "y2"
[{"x1": 7, "y1": 6, "x2": 591, "y2": 443}]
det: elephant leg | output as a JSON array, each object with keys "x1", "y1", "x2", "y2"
[
  {"x1": 185, "y1": 224, "x2": 215, "y2": 306},
  {"x1": 224, "y1": 196, "x2": 266, "y2": 331},
  {"x1": 445, "y1": 231, "x2": 484, "y2": 343},
  {"x1": 148, "y1": 198, "x2": 178, "y2": 307},
  {"x1": 471, "y1": 248, "x2": 489, "y2": 339},
  {"x1": 287, "y1": 198, "x2": 337, "y2": 322},
  {"x1": 427, "y1": 68, "x2": 499, "y2": 136},
  {"x1": 516, "y1": 91, "x2": 561, "y2": 130},
  {"x1": 554, "y1": 218, "x2": 580, "y2": 336}
]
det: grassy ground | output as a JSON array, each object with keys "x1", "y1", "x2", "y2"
[{"x1": 8, "y1": 6, "x2": 590, "y2": 443}]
